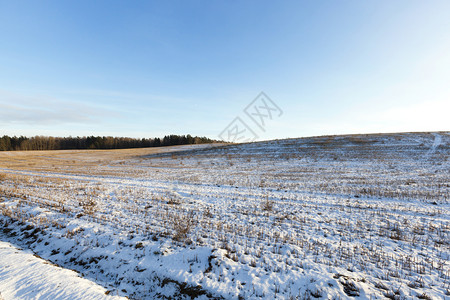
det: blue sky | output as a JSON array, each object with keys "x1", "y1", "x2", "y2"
[{"x1": 0, "y1": 1, "x2": 449, "y2": 141}]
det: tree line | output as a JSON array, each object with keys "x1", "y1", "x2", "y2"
[{"x1": 0, "y1": 134, "x2": 220, "y2": 151}]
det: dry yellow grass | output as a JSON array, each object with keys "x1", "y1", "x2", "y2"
[{"x1": 0, "y1": 144, "x2": 222, "y2": 175}]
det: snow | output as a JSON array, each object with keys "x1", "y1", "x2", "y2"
[
  {"x1": 426, "y1": 132, "x2": 443, "y2": 158},
  {"x1": 0, "y1": 240, "x2": 125, "y2": 300},
  {"x1": 0, "y1": 132, "x2": 449, "y2": 299}
]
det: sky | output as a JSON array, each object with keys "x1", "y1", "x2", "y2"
[{"x1": 0, "y1": 0, "x2": 449, "y2": 141}]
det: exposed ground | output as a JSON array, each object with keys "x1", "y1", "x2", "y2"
[{"x1": 0, "y1": 132, "x2": 449, "y2": 299}]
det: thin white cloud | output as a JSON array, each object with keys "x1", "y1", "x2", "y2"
[{"x1": 0, "y1": 90, "x2": 118, "y2": 126}]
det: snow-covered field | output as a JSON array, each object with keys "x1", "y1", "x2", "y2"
[{"x1": 0, "y1": 132, "x2": 449, "y2": 299}]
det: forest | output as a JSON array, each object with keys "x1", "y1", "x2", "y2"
[{"x1": 0, "y1": 134, "x2": 220, "y2": 151}]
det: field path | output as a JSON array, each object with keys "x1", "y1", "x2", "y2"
[{"x1": 0, "y1": 241, "x2": 125, "y2": 300}]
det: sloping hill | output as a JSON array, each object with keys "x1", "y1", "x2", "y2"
[{"x1": 0, "y1": 132, "x2": 448, "y2": 299}]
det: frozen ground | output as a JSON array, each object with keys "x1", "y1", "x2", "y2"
[
  {"x1": 0, "y1": 132, "x2": 449, "y2": 299},
  {"x1": 0, "y1": 240, "x2": 125, "y2": 300}
]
